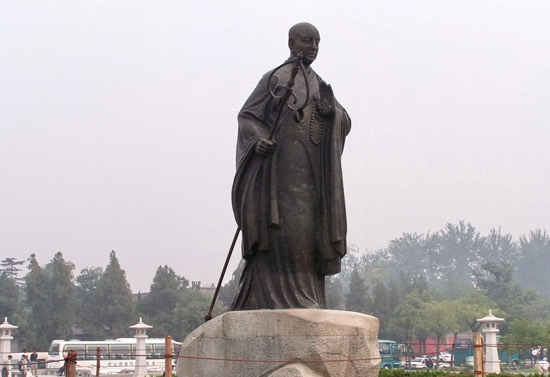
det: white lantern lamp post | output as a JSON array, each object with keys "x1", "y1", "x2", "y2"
[
  {"x1": 130, "y1": 318, "x2": 153, "y2": 377},
  {"x1": 477, "y1": 309, "x2": 504, "y2": 374},
  {"x1": 0, "y1": 317, "x2": 18, "y2": 360}
]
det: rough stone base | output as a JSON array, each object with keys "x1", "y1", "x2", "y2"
[{"x1": 176, "y1": 309, "x2": 380, "y2": 377}]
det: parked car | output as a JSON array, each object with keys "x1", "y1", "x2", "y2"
[
  {"x1": 435, "y1": 359, "x2": 452, "y2": 370},
  {"x1": 409, "y1": 357, "x2": 431, "y2": 370},
  {"x1": 409, "y1": 357, "x2": 451, "y2": 370},
  {"x1": 438, "y1": 351, "x2": 452, "y2": 362}
]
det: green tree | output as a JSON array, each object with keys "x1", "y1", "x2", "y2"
[
  {"x1": 433, "y1": 272, "x2": 474, "y2": 301},
  {"x1": 92, "y1": 251, "x2": 134, "y2": 338},
  {"x1": 358, "y1": 248, "x2": 392, "y2": 288},
  {"x1": 25, "y1": 252, "x2": 76, "y2": 349},
  {"x1": 424, "y1": 301, "x2": 457, "y2": 359},
  {"x1": 218, "y1": 260, "x2": 245, "y2": 310},
  {"x1": 371, "y1": 280, "x2": 398, "y2": 339},
  {"x1": 522, "y1": 294, "x2": 550, "y2": 322},
  {"x1": 47, "y1": 252, "x2": 77, "y2": 337},
  {"x1": 389, "y1": 290, "x2": 430, "y2": 346},
  {"x1": 345, "y1": 269, "x2": 371, "y2": 313},
  {"x1": 0, "y1": 271, "x2": 20, "y2": 318},
  {"x1": 390, "y1": 300, "x2": 420, "y2": 345},
  {"x1": 339, "y1": 244, "x2": 363, "y2": 289},
  {"x1": 434, "y1": 222, "x2": 485, "y2": 286},
  {"x1": 473, "y1": 261, "x2": 536, "y2": 322},
  {"x1": 136, "y1": 265, "x2": 188, "y2": 337},
  {"x1": 444, "y1": 300, "x2": 469, "y2": 365},
  {"x1": 172, "y1": 286, "x2": 223, "y2": 340},
  {"x1": 0, "y1": 258, "x2": 25, "y2": 285},
  {"x1": 454, "y1": 291, "x2": 497, "y2": 334},
  {"x1": 326, "y1": 276, "x2": 345, "y2": 310},
  {"x1": 482, "y1": 228, "x2": 518, "y2": 265},
  {"x1": 500, "y1": 318, "x2": 547, "y2": 359},
  {"x1": 386, "y1": 232, "x2": 438, "y2": 283},
  {"x1": 25, "y1": 254, "x2": 50, "y2": 348},
  {"x1": 414, "y1": 315, "x2": 431, "y2": 355},
  {"x1": 516, "y1": 229, "x2": 550, "y2": 295},
  {"x1": 75, "y1": 267, "x2": 103, "y2": 337}
]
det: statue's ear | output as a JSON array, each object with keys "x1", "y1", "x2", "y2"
[{"x1": 288, "y1": 38, "x2": 294, "y2": 51}]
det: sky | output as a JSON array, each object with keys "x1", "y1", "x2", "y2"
[{"x1": 1, "y1": 0, "x2": 549, "y2": 293}]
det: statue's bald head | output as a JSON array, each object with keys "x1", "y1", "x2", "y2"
[
  {"x1": 288, "y1": 22, "x2": 320, "y2": 66},
  {"x1": 288, "y1": 22, "x2": 319, "y2": 40}
]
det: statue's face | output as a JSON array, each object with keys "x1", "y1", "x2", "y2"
[{"x1": 289, "y1": 25, "x2": 320, "y2": 66}]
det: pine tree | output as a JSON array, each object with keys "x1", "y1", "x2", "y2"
[
  {"x1": 1, "y1": 257, "x2": 25, "y2": 285},
  {"x1": 136, "y1": 265, "x2": 188, "y2": 337},
  {"x1": 46, "y1": 252, "x2": 77, "y2": 339},
  {"x1": 326, "y1": 276, "x2": 345, "y2": 310},
  {"x1": 92, "y1": 251, "x2": 134, "y2": 338},
  {"x1": 0, "y1": 271, "x2": 20, "y2": 318},
  {"x1": 75, "y1": 267, "x2": 104, "y2": 337},
  {"x1": 25, "y1": 254, "x2": 50, "y2": 348},
  {"x1": 345, "y1": 269, "x2": 371, "y2": 313},
  {"x1": 25, "y1": 253, "x2": 76, "y2": 348}
]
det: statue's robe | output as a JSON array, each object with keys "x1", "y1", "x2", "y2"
[{"x1": 230, "y1": 61, "x2": 351, "y2": 310}]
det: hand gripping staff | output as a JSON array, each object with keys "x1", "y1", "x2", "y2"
[{"x1": 204, "y1": 54, "x2": 310, "y2": 322}]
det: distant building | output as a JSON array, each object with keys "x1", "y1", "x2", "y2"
[{"x1": 191, "y1": 281, "x2": 216, "y2": 297}]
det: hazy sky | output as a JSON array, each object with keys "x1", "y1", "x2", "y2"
[{"x1": 1, "y1": 0, "x2": 549, "y2": 293}]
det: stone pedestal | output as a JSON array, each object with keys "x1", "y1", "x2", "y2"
[{"x1": 176, "y1": 309, "x2": 380, "y2": 377}]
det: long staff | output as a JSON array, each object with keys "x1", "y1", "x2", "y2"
[
  {"x1": 204, "y1": 54, "x2": 308, "y2": 322},
  {"x1": 204, "y1": 226, "x2": 240, "y2": 322}
]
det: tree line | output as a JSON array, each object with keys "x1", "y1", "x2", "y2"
[
  {"x1": 220, "y1": 222, "x2": 550, "y2": 353},
  {"x1": 0, "y1": 251, "x2": 223, "y2": 350},
  {"x1": 340, "y1": 222, "x2": 550, "y2": 354},
  {"x1": 1, "y1": 221, "x2": 549, "y2": 354}
]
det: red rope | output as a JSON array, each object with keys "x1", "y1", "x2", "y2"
[{"x1": 6, "y1": 342, "x2": 545, "y2": 367}]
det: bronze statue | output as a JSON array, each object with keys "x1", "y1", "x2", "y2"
[{"x1": 230, "y1": 22, "x2": 351, "y2": 310}]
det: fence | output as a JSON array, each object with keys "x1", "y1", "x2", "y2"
[{"x1": 17, "y1": 333, "x2": 550, "y2": 377}]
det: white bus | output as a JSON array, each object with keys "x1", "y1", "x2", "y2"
[{"x1": 46, "y1": 338, "x2": 182, "y2": 375}]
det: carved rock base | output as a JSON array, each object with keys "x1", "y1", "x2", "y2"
[{"x1": 176, "y1": 309, "x2": 380, "y2": 377}]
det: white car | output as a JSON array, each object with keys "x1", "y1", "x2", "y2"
[
  {"x1": 409, "y1": 357, "x2": 431, "y2": 370},
  {"x1": 409, "y1": 357, "x2": 451, "y2": 370},
  {"x1": 438, "y1": 351, "x2": 452, "y2": 362},
  {"x1": 435, "y1": 359, "x2": 452, "y2": 370}
]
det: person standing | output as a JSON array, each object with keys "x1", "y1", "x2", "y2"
[
  {"x1": 537, "y1": 357, "x2": 550, "y2": 376},
  {"x1": 425, "y1": 357, "x2": 434, "y2": 370},
  {"x1": 17, "y1": 349, "x2": 26, "y2": 372},
  {"x1": 1, "y1": 355, "x2": 12, "y2": 377},
  {"x1": 29, "y1": 352, "x2": 38, "y2": 377},
  {"x1": 19, "y1": 355, "x2": 30, "y2": 377}
]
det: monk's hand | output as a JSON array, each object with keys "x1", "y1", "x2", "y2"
[
  {"x1": 317, "y1": 80, "x2": 335, "y2": 118},
  {"x1": 255, "y1": 138, "x2": 277, "y2": 156}
]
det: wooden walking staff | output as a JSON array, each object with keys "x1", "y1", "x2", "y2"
[
  {"x1": 204, "y1": 53, "x2": 309, "y2": 322},
  {"x1": 204, "y1": 226, "x2": 240, "y2": 322}
]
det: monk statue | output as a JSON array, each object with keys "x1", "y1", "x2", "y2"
[{"x1": 230, "y1": 22, "x2": 351, "y2": 310}]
